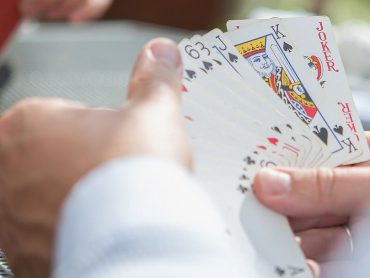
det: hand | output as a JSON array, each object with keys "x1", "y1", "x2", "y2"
[
  {"x1": 254, "y1": 134, "x2": 370, "y2": 278},
  {"x1": 0, "y1": 38, "x2": 191, "y2": 277},
  {"x1": 20, "y1": 0, "x2": 113, "y2": 22}
]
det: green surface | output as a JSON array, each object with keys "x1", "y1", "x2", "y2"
[{"x1": 238, "y1": 0, "x2": 370, "y2": 23}]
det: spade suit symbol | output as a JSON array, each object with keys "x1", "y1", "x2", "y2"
[
  {"x1": 228, "y1": 52, "x2": 238, "y2": 63},
  {"x1": 186, "y1": 70, "x2": 196, "y2": 79},
  {"x1": 273, "y1": 126, "x2": 282, "y2": 134},
  {"x1": 313, "y1": 126, "x2": 329, "y2": 145},
  {"x1": 203, "y1": 61, "x2": 213, "y2": 71},
  {"x1": 275, "y1": 266, "x2": 286, "y2": 276},
  {"x1": 334, "y1": 125, "x2": 344, "y2": 135},
  {"x1": 212, "y1": 59, "x2": 222, "y2": 66},
  {"x1": 283, "y1": 42, "x2": 293, "y2": 52}
]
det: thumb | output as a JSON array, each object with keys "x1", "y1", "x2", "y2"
[
  {"x1": 253, "y1": 167, "x2": 370, "y2": 217},
  {"x1": 126, "y1": 38, "x2": 183, "y2": 107}
]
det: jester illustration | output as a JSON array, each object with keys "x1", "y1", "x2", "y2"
[
  {"x1": 236, "y1": 36, "x2": 318, "y2": 125},
  {"x1": 305, "y1": 55, "x2": 326, "y2": 88}
]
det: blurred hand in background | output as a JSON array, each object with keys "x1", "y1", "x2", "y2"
[
  {"x1": 19, "y1": 0, "x2": 238, "y2": 30},
  {"x1": 20, "y1": 0, "x2": 113, "y2": 23}
]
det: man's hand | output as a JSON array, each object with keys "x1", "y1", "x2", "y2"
[
  {"x1": 0, "y1": 38, "x2": 190, "y2": 277},
  {"x1": 20, "y1": 0, "x2": 113, "y2": 22},
  {"x1": 254, "y1": 135, "x2": 370, "y2": 277}
]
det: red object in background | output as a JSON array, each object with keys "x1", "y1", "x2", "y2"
[{"x1": 0, "y1": 0, "x2": 21, "y2": 53}]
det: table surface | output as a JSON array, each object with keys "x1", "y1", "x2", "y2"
[{"x1": 0, "y1": 21, "x2": 193, "y2": 112}]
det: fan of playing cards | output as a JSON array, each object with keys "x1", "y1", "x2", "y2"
[{"x1": 179, "y1": 16, "x2": 370, "y2": 277}]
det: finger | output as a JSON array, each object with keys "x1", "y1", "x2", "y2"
[
  {"x1": 355, "y1": 131, "x2": 370, "y2": 167},
  {"x1": 307, "y1": 260, "x2": 320, "y2": 278},
  {"x1": 253, "y1": 167, "x2": 370, "y2": 218},
  {"x1": 20, "y1": 0, "x2": 58, "y2": 18},
  {"x1": 319, "y1": 261, "x2": 359, "y2": 278},
  {"x1": 126, "y1": 38, "x2": 183, "y2": 108},
  {"x1": 290, "y1": 216, "x2": 348, "y2": 232},
  {"x1": 45, "y1": 0, "x2": 86, "y2": 20},
  {"x1": 297, "y1": 227, "x2": 353, "y2": 262},
  {"x1": 68, "y1": 0, "x2": 112, "y2": 22}
]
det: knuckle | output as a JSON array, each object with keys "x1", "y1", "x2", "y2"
[
  {"x1": 315, "y1": 168, "x2": 336, "y2": 207},
  {"x1": 11, "y1": 98, "x2": 46, "y2": 117},
  {"x1": 131, "y1": 72, "x2": 152, "y2": 91},
  {"x1": 0, "y1": 98, "x2": 47, "y2": 128}
]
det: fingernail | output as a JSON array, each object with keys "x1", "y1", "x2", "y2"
[
  {"x1": 258, "y1": 168, "x2": 291, "y2": 196},
  {"x1": 149, "y1": 39, "x2": 182, "y2": 74}
]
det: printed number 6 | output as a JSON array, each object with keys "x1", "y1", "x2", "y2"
[{"x1": 185, "y1": 45, "x2": 200, "y2": 59}]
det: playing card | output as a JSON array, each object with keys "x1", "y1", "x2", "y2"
[
  {"x1": 175, "y1": 15, "x2": 370, "y2": 278},
  {"x1": 182, "y1": 61, "x2": 296, "y2": 168},
  {"x1": 179, "y1": 37, "x2": 313, "y2": 277},
  {"x1": 182, "y1": 38, "x2": 308, "y2": 166},
  {"x1": 227, "y1": 17, "x2": 370, "y2": 165},
  {"x1": 280, "y1": 16, "x2": 370, "y2": 164},
  {"x1": 180, "y1": 49, "x2": 293, "y2": 168},
  {"x1": 201, "y1": 29, "x2": 329, "y2": 167},
  {"x1": 226, "y1": 18, "x2": 362, "y2": 167}
]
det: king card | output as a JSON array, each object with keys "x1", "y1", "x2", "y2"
[{"x1": 226, "y1": 18, "x2": 362, "y2": 166}]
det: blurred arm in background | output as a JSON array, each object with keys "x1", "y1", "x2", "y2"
[
  {"x1": 20, "y1": 0, "x2": 239, "y2": 30},
  {"x1": 102, "y1": 0, "x2": 238, "y2": 30},
  {"x1": 20, "y1": 0, "x2": 114, "y2": 23}
]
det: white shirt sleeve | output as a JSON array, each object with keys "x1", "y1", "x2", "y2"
[{"x1": 53, "y1": 157, "x2": 252, "y2": 278}]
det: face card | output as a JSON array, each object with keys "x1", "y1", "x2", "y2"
[
  {"x1": 226, "y1": 19, "x2": 362, "y2": 167},
  {"x1": 179, "y1": 39, "x2": 294, "y2": 166},
  {"x1": 201, "y1": 29, "x2": 329, "y2": 167},
  {"x1": 179, "y1": 38, "x2": 313, "y2": 278},
  {"x1": 181, "y1": 38, "x2": 304, "y2": 166},
  {"x1": 191, "y1": 34, "x2": 313, "y2": 167},
  {"x1": 279, "y1": 16, "x2": 370, "y2": 164},
  {"x1": 227, "y1": 18, "x2": 369, "y2": 165}
]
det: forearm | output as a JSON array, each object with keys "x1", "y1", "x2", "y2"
[{"x1": 103, "y1": 0, "x2": 239, "y2": 30}]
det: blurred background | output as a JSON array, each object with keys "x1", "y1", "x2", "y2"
[
  {"x1": 239, "y1": 0, "x2": 370, "y2": 23},
  {"x1": 1, "y1": 0, "x2": 370, "y2": 127}
]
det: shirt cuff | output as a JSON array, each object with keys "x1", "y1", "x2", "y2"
[{"x1": 53, "y1": 156, "x2": 242, "y2": 277}]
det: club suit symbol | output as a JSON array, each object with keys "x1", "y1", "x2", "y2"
[
  {"x1": 244, "y1": 156, "x2": 256, "y2": 165},
  {"x1": 288, "y1": 265, "x2": 305, "y2": 276},
  {"x1": 313, "y1": 126, "x2": 328, "y2": 145},
  {"x1": 239, "y1": 174, "x2": 249, "y2": 181}
]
